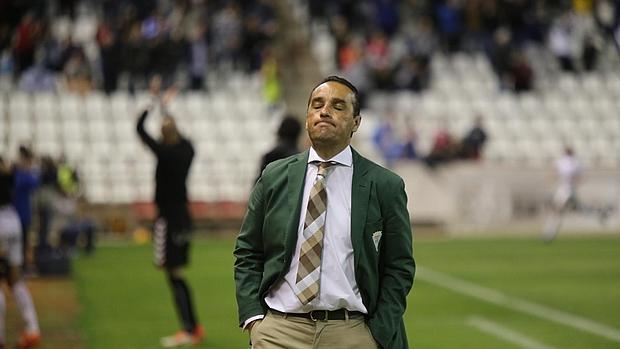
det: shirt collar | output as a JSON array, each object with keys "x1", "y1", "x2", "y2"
[{"x1": 308, "y1": 146, "x2": 353, "y2": 167}]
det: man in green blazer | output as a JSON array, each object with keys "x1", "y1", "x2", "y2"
[{"x1": 234, "y1": 76, "x2": 415, "y2": 349}]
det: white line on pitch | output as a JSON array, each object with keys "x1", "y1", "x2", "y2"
[
  {"x1": 417, "y1": 267, "x2": 620, "y2": 343},
  {"x1": 468, "y1": 315, "x2": 555, "y2": 349}
]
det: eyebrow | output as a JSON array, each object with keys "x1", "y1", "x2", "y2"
[{"x1": 311, "y1": 96, "x2": 347, "y2": 104}]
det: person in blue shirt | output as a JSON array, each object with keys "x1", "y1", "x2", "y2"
[{"x1": 12, "y1": 146, "x2": 39, "y2": 267}]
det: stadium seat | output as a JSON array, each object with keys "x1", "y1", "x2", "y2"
[
  {"x1": 34, "y1": 139, "x2": 62, "y2": 156},
  {"x1": 58, "y1": 94, "x2": 83, "y2": 120},
  {"x1": 8, "y1": 92, "x2": 31, "y2": 121},
  {"x1": 34, "y1": 119, "x2": 59, "y2": 143},
  {"x1": 8, "y1": 118, "x2": 32, "y2": 145},
  {"x1": 32, "y1": 93, "x2": 58, "y2": 121},
  {"x1": 84, "y1": 92, "x2": 107, "y2": 120}
]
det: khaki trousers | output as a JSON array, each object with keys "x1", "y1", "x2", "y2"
[{"x1": 250, "y1": 310, "x2": 379, "y2": 349}]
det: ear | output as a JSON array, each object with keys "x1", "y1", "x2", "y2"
[{"x1": 351, "y1": 115, "x2": 361, "y2": 134}]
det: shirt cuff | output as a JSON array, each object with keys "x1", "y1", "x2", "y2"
[{"x1": 242, "y1": 315, "x2": 265, "y2": 331}]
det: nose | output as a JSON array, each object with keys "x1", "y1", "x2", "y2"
[{"x1": 320, "y1": 104, "x2": 332, "y2": 117}]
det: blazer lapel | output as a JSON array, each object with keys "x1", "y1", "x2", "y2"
[
  {"x1": 351, "y1": 148, "x2": 370, "y2": 271},
  {"x1": 286, "y1": 151, "x2": 309, "y2": 253}
]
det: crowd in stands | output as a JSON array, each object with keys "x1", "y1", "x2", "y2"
[
  {"x1": 0, "y1": 0, "x2": 278, "y2": 94},
  {"x1": 307, "y1": 0, "x2": 620, "y2": 101},
  {"x1": 372, "y1": 113, "x2": 488, "y2": 168}
]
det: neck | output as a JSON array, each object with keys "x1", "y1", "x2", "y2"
[
  {"x1": 163, "y1": 133, "x2": 180, "y2": 145},
  {"x1": 313, "y1": 143, "x2": 348, "y2": 160}
]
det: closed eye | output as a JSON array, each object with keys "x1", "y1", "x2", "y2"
[{"x1": 312, "y1": 100, "x2": 324, "y2": 109}]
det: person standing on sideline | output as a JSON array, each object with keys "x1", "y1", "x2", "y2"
[
  {"x1": 0, "y1": 156, "x2": 41, "y2": 349},
  {"x1": 542, "y1": 146, "x2": 582, "y2": 242},
  {"x1": 234, "y1": 76, "x2": 415, "y2": 349},
  {"x1": 12, "y1": 146, "x2": 39, "y2": 270},
  {"x1": 255, "y1": 114, "x2": 302, "y2": 183},
  {"x1": 136, "y1": 78, "x2": 203, "y2": 347}
]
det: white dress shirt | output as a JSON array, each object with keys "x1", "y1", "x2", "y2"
[{"x1": 264, "y1": 146, "x2": 367, "y2": 314}]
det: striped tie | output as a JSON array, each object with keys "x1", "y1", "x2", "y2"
[{"x1": 295, "y1": 161, "x2": 336, "y2": 304}]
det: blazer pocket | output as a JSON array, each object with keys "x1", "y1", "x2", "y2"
[{"x1": 365, "y1": 219, "x2": 383, "y2": 252}]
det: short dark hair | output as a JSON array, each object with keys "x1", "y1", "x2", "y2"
[
  {"x1": 277, "y1": 114, "x2": 302, "y2": 142},
  {"x1": 18, "y1": 145, "x2": 33, "y2": 159},
  {"x1": 308, "y1": 76, "x2": 360, "y2": 116}
]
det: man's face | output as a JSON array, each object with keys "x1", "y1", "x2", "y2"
[{"x1": 306, "y1": 81, "x2": 360, "y2": 149}]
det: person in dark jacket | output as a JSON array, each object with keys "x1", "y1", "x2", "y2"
[
  {"x1": 255, "y1": 114, "x2": 302, "y2": 182},
  {"x1": 136, "y1": 78, "x2": 203, "y2": 348}
]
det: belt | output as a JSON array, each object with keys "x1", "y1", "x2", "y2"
[{"x1": 270, "y1": 308, "x2": 365, "y2": 322}]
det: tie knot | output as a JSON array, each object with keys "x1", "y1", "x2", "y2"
[{"x1": 314, "y1": 161, "x2": 336, "y2": 177}]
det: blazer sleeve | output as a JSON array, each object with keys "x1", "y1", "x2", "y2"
[
  {"x1": 368, "y1": 177, "x2": 415, "y2": 348},
  {"x1": 233, "y1": 176, "x2": 267, "y2": 327}
]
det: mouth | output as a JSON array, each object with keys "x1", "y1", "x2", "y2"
[{"x1": 315, "y1": 121, "x2": 335, "y2": 127}]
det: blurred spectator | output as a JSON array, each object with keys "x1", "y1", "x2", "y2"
[
  {"x1": 581, "y1": 33, "x2": 601, "y2": 71},
  {"x1": 59, "y1": 214, "x2": 96, "y2": 256},
  {"x1": 394, "y1": 55, "x2": 429, "y2": 92},
  {"x1": 18, "y1": 62, "x2": 57, "y2": 92},
  {"x1": 410, "y1": 15, "x2": 438, "y2": 56},
  {"x1": 261, "y1": 48, "x2": 281, "y2": 108},
  {"x1": 96, "y1": 19, "x2": 121, "y2": 94},
  {"x1": 56, "y1": 157, "x2": 96, "y2": 257},
  {"x1": 549, "y1": 12, "x2": 577, "y2": 72},
  {"x1": 256, "y1": 115, "x2": 302, "y2": 182},
  {"x1": 63, "y1": 49, "x2": 93, "y2": 94},
  {"x1": 125, "y1": 21, "x2": 150, "y2": 93},
  {"x1": 35, "y1": 156, "x2": 58, "y2": 251},
  {"x1": 58, "y1": 34, "x2": 82, "y2": 70},
  {"x1": 374, "y1": 0, "x2": 400, "y2": 37},
  {"x1": 339, "y1": 36, "x2": 371, "y2": 107},
  {"x1": 435, "y1": 0, "x2": 465, "y2": 53},
  {"x1": 373, "y1": 114, "x2": 404, "y2": 168},
  {"x1": 510, "y1": 51, "x2": 534, "y2": 92},
  {"x1": 366, "y1": 29, "x2": 393, "y2": 89},
  {"x1": 212, "y1": 2, "x2": 243, "y2": 70},
  {"x1": 58, "y1": 0, "x2": 78, "y2": 19},
  {"x1": 11, "y1": 13, "x2": 42, "y2": 78},
  {"x1": 401, "y1": 122, "x2": 419, "y2": 161},
  {"x1": 373, "y1": 112, "x2": 419, "y2": 168},
  {"x1": 11, "y1": 146, "x2": 39, "y2": 268},
  {"x1": 424, "y1": 120, "x2": 458, "y2": 168},
  {"x1": 188, "y1": 24, "x2": 208, "y2": 90},
  {"x1": 458, "y1": 115, "x2": 488, "y2": 160},
  {"x1": 593, "y1": 0, "x2": 620, "y2": 52},
  {"x1": 489, "y1": 27, "x2": 515, "y2": 90},
  {"x1": 57, "y1": 155, "x2": 80, "y2": 201},
  {"x1": 338, "y1": 35, "x2": 363, "y2": 71},
  {"x1": 240, "y1": 13, "x2": 269, "y2": 72}
]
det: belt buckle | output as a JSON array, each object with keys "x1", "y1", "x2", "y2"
[{"x1": 310, "y1": 310, "x2": 328, "y2": 322}]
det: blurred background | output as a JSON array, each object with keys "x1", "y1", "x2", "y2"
[{"x1": 0, "y1": 0, "x2": 619, "y2": 348}]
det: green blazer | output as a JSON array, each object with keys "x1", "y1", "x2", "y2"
[{"x1": 234, "y1": 148, "x2": 415, "y2": 349}]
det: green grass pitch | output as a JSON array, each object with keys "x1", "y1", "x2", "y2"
[{"x1": 74, "y1": 235, "x2": 620, "y2": 348}]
